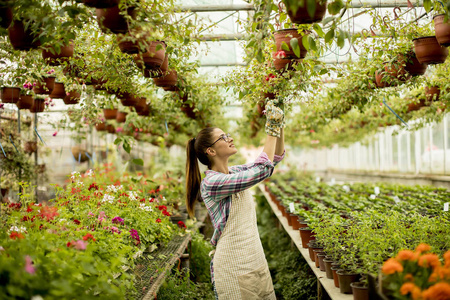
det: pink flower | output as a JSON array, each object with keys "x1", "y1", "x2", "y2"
[
  {"x1": 88, "y1": 211, "x2": 94, "y2": 217},
  {"x1": 74, "y1": 240, "x2": 87, "y2": 250},
  {"x1": 66, "y1": 92, "x2": 70, "y2": 96},
  {"x1": 110, "y1": 226, "x2": 120, "y2": 234},
  {"x1": 275, "y1": 50, "x2": 286, "y2": 59},
  {"x1": 24, "y1": 255, "x2": 36, "y2": 274},
  {"x1": 52, "y1": 131, "x2": 58, "y2": 137},
  {"x1": 310, "y1": 129, "x2": 315, "y2": 133}
]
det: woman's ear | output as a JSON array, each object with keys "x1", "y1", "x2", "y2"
[{"x1": 206, "y1": 147, "x2": 215, "y2": 157}]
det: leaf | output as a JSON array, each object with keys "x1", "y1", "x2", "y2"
[
  {"x1": 256, "y1": 50, "x2": 264, "y2": 63},
  {"x1": 322, "y1": 16, "x2": 334, "y2": 25},
  {"x1": 289, "y1": 38, "x2": 300, "y2": 57},
  {"x1": 325, "y1": 28, "x2": 335, "y2": 44},
  {"x1": 337, "y1": 29, "x2": 345, "y2": 48},
  {"x1": 307, "y1": 0, "x2": 317, "y2": 18},
  {"x1": 423, "y1": 0, "x2": 431, "y2": 12},
  {"x1": 114, "y1": 138, "x2": 121, "y2": 145},
  {"x1": 123, "y1": 141, "x2": 131, "y2": 154},
  {"x1": 308, "y1": 36, "x2": 317, "y2": 51},
  {"x1": 313, "y1": 23, "x2": 325, "y2": 38},
  {"x1": 302, "y1": 35, "x2": 309, "y2": 50},
  {"x1": 328, "y1": 0, "x2": 344, "y2": 15},
  {"x1": 132, "y1": 158, "x2": 144, "y2": 166}
]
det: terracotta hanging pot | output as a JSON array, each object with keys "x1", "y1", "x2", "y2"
[
  {"x1": 116, "y1": 111, "x2": 127, "y2": 123},
  {"x1": 137, "y1": 104, "x2": 151, "y2": 116},
  {"x1": 181, "y1": 103, "x2": 196, "y2": 119},
  {"x1": 95, "y1": 122, "x2": 107, "y2": 131},
  {"x1": 1, "y1": 87, "x2": 20, "y2": 103},
  {"x1": 42, "y1": 40, "x2": 75, "y2": 66},
  {"x1": 7, "y1": 19, "x2": 41, "y2": 50},
  {"x1": 434, "y1": 14, "x2": 450, "y2": 47},
  {"x1": 83, "y1": 0, "x2": 119, "y2": 8},
  {"x1": 272, "y1": 52, "x2": 300, "y2": 71},
  {"x1": 140, "y1": 41, "x2": 166, "y2": 70},
  {"x1": 0, "y1": 6, "x2": 12, "y2": 29},
  {"x1": 96, "y1": 5, "x2": 137, "y2": 34},
  {"x1": 49, "y1": 82, "x2": 66, "y2": 99},
  {"x1": 134, "y1": 97, "x2": 147, "y2": 112},
  {"x1": 24, "y1": 141, "x2": 37, "y2": 154},
  {"x1": 425, "y1": 86, "x2": 440, "y2": 102},
  {"x1": 413, "y1": 36, "x2": 449, "y2": 64},
  {"x1": 403, "y1": 51, "x2": 427, "y2": 76},
  {"x1": 117, "y1": 28, "x2": 149, "y2": 54},
  {"x1": 29, "y1": 98, "x2": 46, "y2": 113},
  {"x1": 63, "y1": 91, "x2": 80, "y2": 105},
  {"x1": 263, "y1": 92, "x2": 276, "y2": 99},
  {"x1": 407, "y1": 98, "x2": 426, "y2": 112},
  {"x1": 285, "y1": 0, "x2": 328, "y2": 24},
  {"x1": 274, "y1": 28, "x2": 308, "y2": 59},
  {"x1": 153, "y1": 69, "x2": 177, "y2": 88},
  {"x1": 33, "y1": 76, "x2": 55, "y2": 95},
  {"x1": 106, "y1": 124, "x2": 116, "y2": 134},
  {"x1": 103, "y1": 108, "x2": 118, "y2": 120},
  {"x1": 16, "y1": 95, "x2": 34, "y2": 110},
  {"x1": 118, "y1": 92, "x2": 139, "y2": 106},
  {"x1": 71, "y1": 146, "x2": 90, "y2": 163}
]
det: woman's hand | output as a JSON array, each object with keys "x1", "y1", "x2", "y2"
[{"x1": 265, "y1": 99, "x2": 284, "y2": 138}]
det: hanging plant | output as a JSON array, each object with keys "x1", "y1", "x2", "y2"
[
  {"x1": 95, "y1": 4, "x2": 137, "y2": 34},
  {"x1": 42, "y1": 40, "x2": 75, "y2": 66},
  {"x1": 413, "y1": 36, "x2": 449, "y2": 64},
  {"x1": 7, "y1": 19, "x2": 41, "y2": 51}
]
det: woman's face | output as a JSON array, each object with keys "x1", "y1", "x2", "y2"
[{"x1": 208, "y1": 128, "x2": 237, "y2": 157}]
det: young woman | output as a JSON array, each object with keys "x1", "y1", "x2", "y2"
[{"x1": 185, "y1": 100, "x2": 285, "y2": 300}]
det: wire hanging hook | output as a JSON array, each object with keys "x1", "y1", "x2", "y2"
[{"x1": 393, "y1": 6, "x2": 401, "y2": 19}]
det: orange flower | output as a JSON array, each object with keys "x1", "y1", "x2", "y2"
[
  {"x1": 428, "y1": 269, "x2": 440, "y2": 283},
  {"x1": 382, "y1": 258, "x2": 404, "y2": 275},
  {"x1": 419, "y1": 253, "x2": 441, "y2": 269},
  {"x1": 444, "y1": 251, "x2": 450, "y2": 268},
  {"x1": 438, "y1": 267, "x2": 450, "y2": 280},
  {"x1": 401, "y1": 282, "x2": 422, "y2": 299},
  {"x1": 397, "y1": 250, "x2": 416, "y2": 261},
  {"x1": 422, "y1": 282, "x2": 450, "y2": 300},
  {"x1": 404, "y1": 273, "x2": 414, "y2": 282},
  {"x1": 415, "y1": 243, "x2": 431, "y2": 253}
]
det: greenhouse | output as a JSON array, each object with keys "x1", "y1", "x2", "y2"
[{"x1": 1, "y1": 0, "x2": 450, "y2": 299}]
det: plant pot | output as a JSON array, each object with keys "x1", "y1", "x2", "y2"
[
  {"x1": 137, "y1": 104, "x2": 151, "y2": 116},
  {"x1": 181, "y1": 103, "x2": 197, "y2": 119},
  {"x1": 71, "y1": 146, "x2": 91, "y2": 163},
  {"x1": 307, "y1": 242, "x2": 323, "y2": 261},
  {"x1": 24, "y1": 141, "x2": 37, "y2": 154},
  {"x1": 16, "y1": 95, "x2": 34, "y2": 110},
  {"x1": 323, "y1": 259, "x2": 334, "y2": 279},
  {"x1": 83, "y1": 0, "x2": 119, "y2": 8},
  {"x1": 274, "y1": 28, "x2": 308, "y2": 59},
  {"x1": 331, "y1": 267, "x2": 340, "y2": 288},
  {"x1": 33, "y1": 76, "x2": 56, "y2": 95},
  {"x1": 0, "y1": 188, "x2": 8, "y2": 198},
  {"x1": 63, "y1": 91, "x2": 80, "y2": 105},
  {"x1": 413, "y1": 36, "x2": 449, "y2": 64},
  {"x1": 407, "y1": 98, "x2": 426, "y2": 112},
  {"x1": 139, "y1": 41, "x2": 166, "y2": 71},
  {"x1": 434, "y1": 14, "x2": 450, "y2": 46},
  {"x1": 263, "y1": 92, "x2": 276, "y2": 99},
  {"x1": 153, "y1": 70, "x2": 177, "y2": 87},
  {"x1": 425, "y1": 86, "x2": 440, "y2": 102},
  {"x1": 49, "y1": 82, "x2": 66, "y2": 99},
  {"x1": 298, "y1": 220, "x2": 308, "y2": 228},
  {"x1": 285, "y1": 0, "x2": 328, "y2": 24},
  {"x1": 42, "y1": 40, "x2": 74, "y2": 66},
  {"x1": 134, "y1": 97, "x2": 147, "y2": 112},
  {"x1": 313, "y1": 250, "x2": 324, "y2": 268},
  {"x1": 272, "y1": 52, "x2": 300, "y2": 71},
  {"x1": 0, "y1": 6, "x2": 13, "y2": 29},
  {"x1": 95, "y1": 122, "x2": 107, "y2": 131},
  {"x1": 117, "y1": 31, "x2": 148, "y2": 54},
  {"x1": 350, "y1": 282, "x2": 369, "y2": 300},
  {"x1": 103, "y1": 108, "x2": 118, "y2": 120},
  {"x1": 1, "y1": 87, "x2": 20, "y2": 103},
  {"x1": 170, "y1": 212, "x2": 188, "y2": 225},
  {"x1": 106, "y1": 124, "x2": 116, "y2": 134},
  {"x1": 337, "y1": 270, "x2": 361, "y2": 294},
  {"x1": 286, "y1": 212, "x2": 294, "y2": 226},
  {"x1": 116, "y1": 111, "x2": 127, "y2": 123},
  {"x1": 29, "y1": 98, "x2": 46, "y2": 113},
  {"x1": 7, "y1": 19, "x2": 41, "y2": 50},
  {"x1": 119, "y1": 92, "x2": 139, "y2": 107},
  {"x1": 403, "y1": 52, "x2": 427, "y2": 76},
  {"x1": 95, "y1": 5, "x2": 137, "y2": 34},
  {"x1": 317, "y1": 253, "x2": 327, "y2": 272},
  {"x1": 290, "y1": 214, "x2": 301, "y2": 230}
]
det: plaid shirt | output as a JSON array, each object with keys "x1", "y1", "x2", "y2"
[{"x1": 201, "y1": 151, "x2": 285, "y2": 247}]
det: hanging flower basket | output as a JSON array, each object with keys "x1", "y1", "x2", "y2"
[
  {"x1": 137, "y1": 104, "x2": 151, "y2": 116},
  {"x1": 272, "y1": 51, "x2": 300, "y2": 71},
  {"x1": 413, "y1": 36, "x2": 449, "y2": 64},
  {"x1": 118, "y1": 92, "x2": 139, "y2": 106},
  {"x1": 16, "y1": 95, "x2": 34, "y2": 110},
  {"x1": 63, "y1": 91, "x2": 81, "y2": 105},
  {"x1": 134, "y1": 97, "x2": 147, "y2": 112},
  {"x1": 116, "y1": 111, "x2": 127, "y2": 123},
  {"x1": 403, "y1": 51, "x2": 427, "y2": 76},
  {"x1": 0, "y1": 6, "x2": 12, "y2": 29},
  {"x1": 95, "y1": 122, "x2": 107, "y2": 131},
  {"x1": 71, "y1": 146, "x2": 90, "y2": 163},
  {"x1": 83, "y1": 0, "x2": 119, "y2": 8},
  {"x1": 103, "y1": 108, "x2": 118, "y2": 120},
  {"x1": 42, "y1": 40, "x2": 75, "y2": 66},
  {"x1": 33, "y1": 76, "x2": 56, "y2": 95},
  {"x1": 29, "y1": 98, "x2": 46, "y2": 113},
  {"x1": 153, "y1": 69, "x2": 177, "y2": 88},
  {"x1": 140, "y1": 41, "x2": 166, "y2": 71},
  {"x1": 433, "y1": 14, "x2": 450, "y2": 47},
  {"x1": 406, "y1": 98, "x2": 426, "y2": 112},
  {"x1": 146, "y1": 54, "x2": 169, "y2": 78},
  {"x1": 274, "y1": 29, "x2": 308, "y2": 59},
  {"x1": 7, "y1": 19, "x2": 41, "y2": 50},
  {"x1": 49, "y1": 82, "x2": 66, "y2": 99},
  {"x1": 106, "y1": 124, "x2": 116, "y2": 134},
  {"x1": 284, "y1": 0, "x2": 328, "y2": 24},
  {"x1": 375, "y1": 61, "x2": 410, "y2": 88},
  {"x1": 24, "y1": 141, "x2": 37, "y2": 154},
  {"x1": 96, "y1": 5, "x2": 137, "y2": 34},
  {"x1": 425, "y1": 86, "x2": 440, "y2": 102},
  {"x1": 1, "y1": 87, "x2": 20, "y2": 103}
]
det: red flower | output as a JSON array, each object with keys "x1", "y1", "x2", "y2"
[
  {"x1": 275, "y1": 50, "x2": 286, "y2": 59},
  {"x1": 140, "y1": 198, "x2": 146, "y2": 202},
  {"x1": 158, "y1": 205, "x2": 167, "y2": 211},
  {"x1": 39, "y1": 206, "x2": 59, "y2": 221},
  {"x1": 119, "y1": 192, "x2": 129, "y2": 197},
  {"x1": 156, "y1": 218, "x2": 162, "y2": 223},
  {"x1": 67, "y1": 241, "x2": 74, "y2": 247},
  {"x1": 26, "y1": 206, "x2": 33, "y2": 213},
  {"x1": 162, "y1": 210, "x2": 171, "y2": 217},
  {"x1": 22, "y1": 216, "x2": 31, "y2": 222},
  {"x1": 177, "y1": 221, "x2": 186, "y2": 229},
  {"x1": 88, "y1": 183, "x2": 99, "y2": 191},
  {"x1": 10, "y1": 232, "x2": 24, "y2": 240},
  {"x1": 82, "y1": 233, "x2": 96, "y2": 242},
  {"x1": 8, "y1": 203, "x2": 21, "y2": 210},
  {"x1": 73, "y1": 219, "x2": 81, "y2": 225}
]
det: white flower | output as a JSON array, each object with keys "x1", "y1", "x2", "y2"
[
  {"x1": 129, "y1": 191, "x2": 138, "y2": 201},
  {"x1": 139, "y1": 204, "x2": 153, "y2": 212},
  {"x1": 102, "y1": 194, "x2": 115, "y2": 204},
  {"x1": 85, "y1": 169, "x2": 94, "y2": 177},
  {"x1": 59, "y1": 219, "x2": 67, "y2": 223},
  {"x1": 8, "y1": 225, "x2": 26, "y2": 234},
  {"x1": 106, "y1": 185, "x2": 123, "y2": 193},
  {"x1": 71, "y1": 171, "x2": 80, "y2": 181},
  {"x1": 0, "y1": 246, "x2": 4, "y2": 252},
  {"x1": 76, "y1": 181, "x2": 84, "y2": 187}
]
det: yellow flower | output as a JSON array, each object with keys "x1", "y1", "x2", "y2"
[
  {"x1": 415, "y1": 243, "x2": 431, "y2": 253},
  {"x1": 422, "y1": 282, "x2": 450, "y2": 300},
  {"x1": 382, "y1": 258, "x2": 404, "y2": 275},
  {"x1": 397, "y1": 250, "x2": 416, "y2": 261}
]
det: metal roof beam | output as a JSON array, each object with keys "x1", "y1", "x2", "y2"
[{"x1": 178, "y1": 4, "x2": 255, "y2": 12}]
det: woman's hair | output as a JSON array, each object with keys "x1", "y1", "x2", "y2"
[{"x1": 186, "y1": 127, "x2": 216, "y2": 217}]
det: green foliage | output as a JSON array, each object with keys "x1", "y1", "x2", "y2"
[
  {"x1": 157, "y1": 269, "x2": 215, "y2": 300},
  {"x1": 188, "y1": 232, "x2": 214, "y2": 283}
]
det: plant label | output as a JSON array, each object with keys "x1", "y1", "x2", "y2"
[
  {"x1": 315, "y1": 176, "x2": 321, "y2": 183},
  {"x1": 343, "y1": 185, "x2": 350, "y2": 192},
  {"x1": 444, "y1": 203, "x2": 449, "y2": 212},
  {"x1": 369, "y1": 194, "x2": 376, "y2": 200},
  {"x1": 289, "y1": 202, "x2": 295, "y2": 213},
  {"x1": 393, "y1": 196, "x2": 400, "y2": 204},
  {"x1": 374, "y1": 186, "x2": 380, "y2": 195}
]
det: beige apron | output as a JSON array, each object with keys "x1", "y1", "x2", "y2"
[{"x1": 213, "y1": 189, "x2": 276, "y2": 300}]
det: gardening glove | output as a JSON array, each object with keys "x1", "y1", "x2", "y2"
[{"x1": 265, "y1": 99, "x2": 285, "y2": 138}]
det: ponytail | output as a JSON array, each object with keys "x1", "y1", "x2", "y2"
[
  {"x1": 185, "y1": 127, "x2": 216, "y2": 217},
  {"x1": 186, "y1": 138, "x2": 201, "y2": 217}
]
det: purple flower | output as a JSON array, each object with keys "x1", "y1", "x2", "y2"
[
  {"x1": 24, "y1": 255, "x2": 36, "y2": 274},
  {"x1": 112, "y1": 217, "x2": 124, "y2": 225}
]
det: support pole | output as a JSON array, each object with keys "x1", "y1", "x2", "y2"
[{"x1": 34, "y1": 112, "x2": 38, "y2": 202}]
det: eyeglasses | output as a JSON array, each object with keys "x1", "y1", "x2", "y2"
[{"x1": 208, "y1": 133, "x2": 231, "y2": 147}]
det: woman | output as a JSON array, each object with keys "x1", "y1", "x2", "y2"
[{"x1": 185, "y1": 100, "x2": 285, "y2": 300}]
